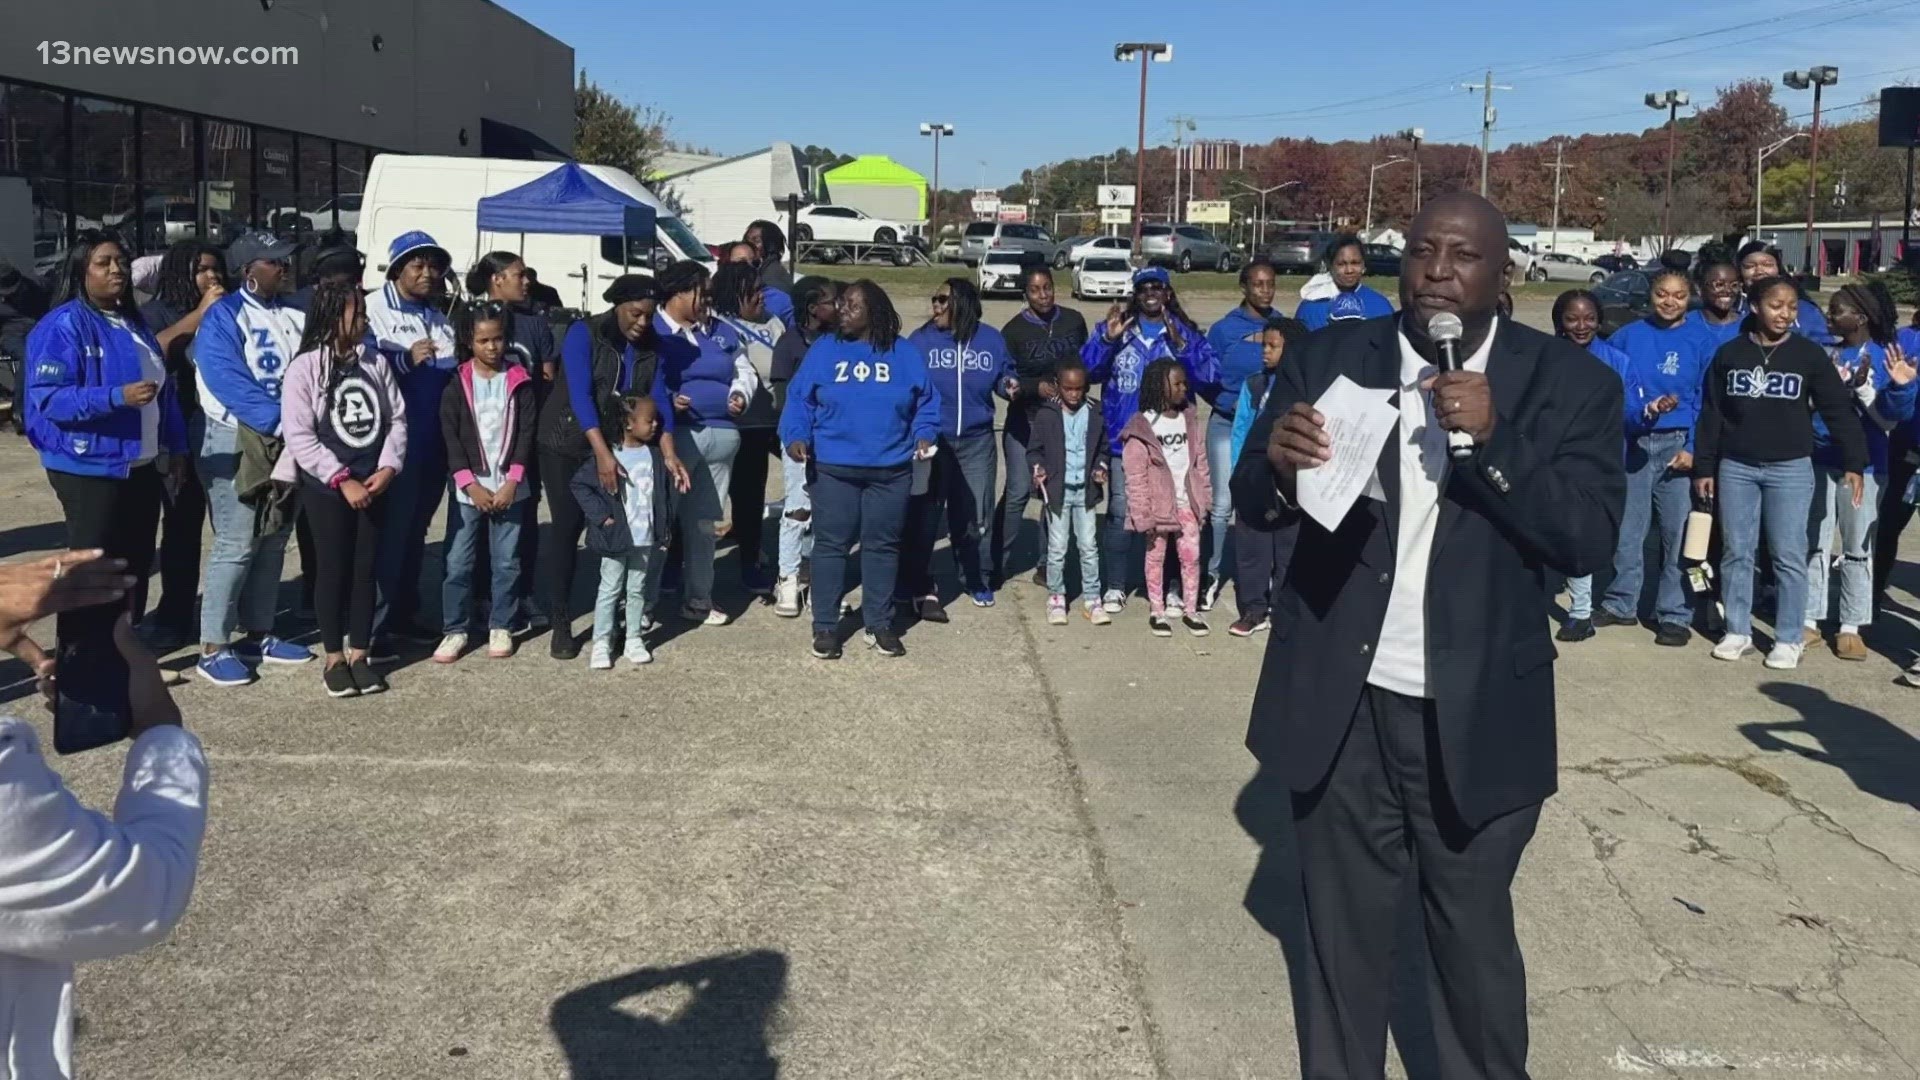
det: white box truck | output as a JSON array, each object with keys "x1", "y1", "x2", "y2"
[{"x1": 357, "y1": 155, "x2": 716, "y2": 309}]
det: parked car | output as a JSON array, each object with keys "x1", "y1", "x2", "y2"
[
  {"x1": 1266, "y1": 230, "x2": 1336, "y2": 274},
  {"x1": 267, "y1": 194, "x2": 363, "y2": 236},
  {"x1": 935, "y1": 236, "x2": 963, "y2": 263},
  {"x1": 1506, "y1": 237, "x2": 1537, "y2": 282},
  {"x1": 1073, "y1": 256, "x2": 1133, "y2": 300},
  {"x1": 979, "y1": 249, "x2": 1042, "y2": 296},
  {"x1": 1590, "y1": 270, "x2": 1653, "y2": 335},
  {"x1": 1139, "y1": 223, "x2": 1237, "y2": 273},
  {"x1": 794, "y1": 204, "x2": 913, "y2": 245},
  {"x1": 1591, "y1": 253, "x2": 1640, "y2": 275},
  {"x1": 1064, "y1": 234, "x2": 1133, "y2": 266},
  {"x1": 1530, "y1": 251, "x2": 1600, "y2": 283},
  {"x1": 1362, "y1": 243, "x2": 1402, "y2": 277},
  {"x1": 959, "y1": 221, "x2": 1061, "y2": 267}
]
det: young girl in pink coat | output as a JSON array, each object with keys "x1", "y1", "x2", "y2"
[{"x1": 1120, "y1": 358, "x2": 1213, "y2": 637}]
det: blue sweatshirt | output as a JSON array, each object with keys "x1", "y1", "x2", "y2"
[
  {"x1": 1296, "y1": 285, "x2": 1395, "y2": 332},
  {"x1": 1082, "y1": 317, "x2": 1220, "y2": 457},
  {"x1": 652, "y1": 312, "x2": 744, "y2": 430},
  {"x1": 1580, "y1": 336, "x2": 1658, "y2": 441},
  {"x1": 1812, "y1": 341, "x2": 1918, "y2": 476},
  {"x1": 779, "y1": 335, "x2": 940, "y2": 468},
  {"x1": 1204, "y1": 305, "x2": 1280, "y2": 416},
  {"x1": 907, "y1": 322, "x2": 1012, "y2": 440},
  {"x1": 1606, "y1": 316, "x2": 1715, "y2": 451},
  {"x1": 559, "y1": 318, "x2": 644, "y2": 439},
  {"x1": 1684, "y1": 309, "x2": 1744, "y2": 353},
  {"x1": 24, "y1": 301, "x2": 187, "y2": 477},
  {"x1": 762, "y1": 286, "x2": 795, "y2": 328}
]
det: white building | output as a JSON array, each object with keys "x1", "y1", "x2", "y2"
[{"x1": 653, "y1": 143, "x2": 808, "y2": 247}]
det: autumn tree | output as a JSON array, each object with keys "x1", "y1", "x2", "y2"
[{"x1": 573, "y1": 72, "x2": 668, "y2": 179}]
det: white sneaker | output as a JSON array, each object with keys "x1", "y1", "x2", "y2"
[
  {"x1": 589, "y1": 640, "x2": 613, "y2": 670},
  {"x1": 1764, "y1": 642, "x2": 1805, "y2": 670},
  {"x1": 774, "y1": 576, "x2": 803, "y2": 618},
  {"x1": 1102, "y1": 589, "x2": 1126, "y2": 615},
  {"x1": 1201, "y1": 578, "x2": 1224, "y2": 613},
  {"x1": 487, "y1": 628, "x2": 514, "y2": 659},
  {"x1": 1167, "y1": 592, "x2": 1186, "y2": 616},
  {"x1": 682, "y1": 603, "x2": 730, "y2": 627},
  {"x1": 1901, "y1": 658, "x2": 1920, "y2": 688},
  {"x1": 624, "y1": 637, "x2": 653, "y2": 665},
  {"x1": 1085, "y1": 601, "x2": 1112, "y2": 626},
  {"x1": 1711, "y1": 634, "x2": 1754, "y2": 662},
  {"x1": 432, "y1": 632, "x2": 467, "y2": 664}
]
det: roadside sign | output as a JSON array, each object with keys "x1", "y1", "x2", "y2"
[
  {"x1": 1100, "y1": 207, "x2": 1132, "y2": 225},
  {"x1": 1186, "y1": 200, "x2": 1231, "y2": 224},
  {"x1": 996, "y1": 205, "x2": 1029, "y2": 224},
  {"x1": 971, "y1": 196, "x2": 1001, "y2": 215},
  {"x1": 1098, "y1": 184, "x2": 1137, "y2": 207}
]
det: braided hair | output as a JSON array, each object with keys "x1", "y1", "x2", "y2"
[
  {"x1": 155, "y1": 239, "x2": 225, "y2": 315},
  {"x1": 710, "y1": 261, "x2": 762, "y2": 318},
  {"x1": 840, "y1": 279, "x2": 901, "y2": 351},
  {"x1": 1137, "y1": 357, "x2": 1188, "y2": 416},
  {"x1": 54, "y1": 231, "x2": 141, "y2": 321},
  {"x1": 295, "y1": 280, "x2": 367, "y2": 390},
  {"x1": 943, "y1": 277, "x2": 982, "y2": 346},
  {"x1": 1835, "y1": 281, "x2": 1898, "y2": 345},
  {"x1": 1124, "y1": 281, "x2": 1200, "y2": 338}
]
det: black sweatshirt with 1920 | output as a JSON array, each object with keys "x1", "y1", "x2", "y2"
[{"x1": 1693, "y1": 333, "x2": 1868, "y2": 477}]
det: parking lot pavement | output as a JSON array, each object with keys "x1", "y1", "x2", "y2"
[{"x1": 3, "y1": 378, "x2": 1917, "y2": 1077}]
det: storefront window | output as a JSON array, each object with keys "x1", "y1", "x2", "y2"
[
  {"x1": 297, "y1": 135, "x2": 335, "y2": 238},
  {"x1": 139, "y1": 106, "x2": 197, "y2": 255},
  {"x1": 203, "y1": 118, "x2": 251, "y2": 244},
  {"x1": 256, "y1": 128, "x2": 296, "y2": 241},
  {"x1": 0, "y1": 81, "x2": 69, "y2": 266},
  {"x1": 72, "y1": 96, "x2": 136, "y2": 252},
  {"x1": 335, "y1": 144, "x2": 373, "y2": 243}
]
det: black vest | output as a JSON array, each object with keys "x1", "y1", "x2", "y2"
[{"x1": 537, "y1": 311, "x2": 657, "y2": 456}]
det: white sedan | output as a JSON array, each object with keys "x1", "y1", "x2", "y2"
[
  {"x1": 794, "y1": 204, "x2": 913, "y2": 245},
  {"x1": 1064, "y1": 235, "x2": 1132, "y2": 266},
  {"x1": 1072, "y1": 256, "x2": 1132, "y2": 300},
  {"x1": 979, "y1": 251, "x2": 1036, "y2": 296}
]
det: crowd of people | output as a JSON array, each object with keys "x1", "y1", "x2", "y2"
[{"x1": 12, "y1": 221, "x2": 1920, "y2": 688}]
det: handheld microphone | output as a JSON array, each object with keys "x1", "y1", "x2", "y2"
[{"x1": 1427, "y1": 312, "x2": 1476, "y2": 462}]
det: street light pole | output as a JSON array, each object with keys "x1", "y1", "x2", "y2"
[
  {"x1": 1234, "y1": 179, "x2": 1301, "y2": 252},
  {"x1": 918, "y1": 122, "x2": 953, "y2": 242},
  {"x1": 1754, "y1": 132, "x2": 1809, "y2": 234},
  {"x1": 1644, "y1": 89, "x2": 1690, "y2": 252},
  {"x1": 1784, "y1": 66, "x2": 1840, "y2": 275},
  {"x1": 1116, "y1": 42, "x2": 1172, "y2": 254},
  {"x1": 1365, "y1": 157, "x2": 1408, "y2": 234}
]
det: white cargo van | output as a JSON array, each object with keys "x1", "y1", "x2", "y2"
[{"x1": 357, "y1": 155, "x2": 716, "y2": 309}]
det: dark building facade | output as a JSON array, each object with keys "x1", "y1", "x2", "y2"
[{"x1": 0, "y1": 0, "x2": 573, "y2": 270}]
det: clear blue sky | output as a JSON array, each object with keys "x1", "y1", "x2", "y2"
[{"x1": 501, "y1": 0, "x2": 1920, "y2": 187}]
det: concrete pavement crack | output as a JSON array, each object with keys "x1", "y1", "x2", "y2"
[{"x1": 1009, "y1": 594, "x2": 1172, "y2": 1080}]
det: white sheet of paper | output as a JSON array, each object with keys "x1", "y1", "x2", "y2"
[{"x1": 1296, "y1": 375, "x2": 1399, "y2": 532}]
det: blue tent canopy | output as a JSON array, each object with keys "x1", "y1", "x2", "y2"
[{"x1": 475, "y1": 161, "x2": 656, "y2": 243}]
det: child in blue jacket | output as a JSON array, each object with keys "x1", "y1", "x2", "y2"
[{"x1": 571, "y1": 395, "x2": 683, "y2": 670}]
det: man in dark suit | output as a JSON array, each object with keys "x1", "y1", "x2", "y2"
[{"x1": 1231, "y1": 192, "x2": 1625, "y2": 1079}]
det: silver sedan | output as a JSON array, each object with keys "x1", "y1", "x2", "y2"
[{"x1": 1529, "y1": 252, "x2": 1606, "y2": 284}]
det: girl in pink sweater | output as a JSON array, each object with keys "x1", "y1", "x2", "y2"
[
  {"x1": 273, "y1": 282, "x2": 408, "y2": 697},
  {"x1": 1120, "y1": 358, "x2": 1212, "y2": 637}
]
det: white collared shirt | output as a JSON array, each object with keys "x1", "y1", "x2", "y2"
[{"x1": 1366, "y1": 318, "x2": 1497, "y2": 698}]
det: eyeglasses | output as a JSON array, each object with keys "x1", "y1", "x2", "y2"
[{"x1": 930, "y1": 294, "x2": 951, "y2": 306}]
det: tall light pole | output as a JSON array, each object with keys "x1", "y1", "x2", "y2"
[
  {"x1": 1644, "y1": 89, "x2": 1690, "y2": 252},
  {"x1": 1754, "y1": 132, "x2": 1809, "y2": 234},
  {"x1": 1364, "y1": 157, "x2": 1408, "y2": 233},
  {"x1": 919, "y1": 122, "x2": 953, "y2": 241},
  {"x1": 1234, "y1": 178, "x2": 1300, "y2": 251},
  {"x1": 1396, "y1": 127, "x2": 1424, "y2": 212},
  {"x1": 1784, "y1": 65, "x2": 1840, "y2": 275},
  {"x1": 1115, "y1": 42, "x2": 1172, "y2": 252}
]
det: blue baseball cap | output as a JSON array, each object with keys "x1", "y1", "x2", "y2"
[{"x1": 1131, "y1": 266, "x2": 1171, "y2": 288}]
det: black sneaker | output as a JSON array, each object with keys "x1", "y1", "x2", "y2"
[
  {"x1": 1182, "y1": 614, "x2": 1210, "y2": 637},
  {"x1": 916, "y1": 596, "x2": 948, "y2": 624},
  {"x1": 386, "y1": 620, "x2": 438, "y2": 646},
  {"x1": 811, "y1": 632, "x2": 842, "y2": 660},
  {"x1": 864, "y1": 628, "x2": 907, "y2": 657},
  {"x1": 350, "y1": 658, "x2": 388, "y2": 694},
  {"x1": 1149, "y1": 615, "x2": 1174, "y2": 638},
  {"x1": 323, "y1": 662, "x2": 359, "y2": 699},
  {"x1": 365, "y1": 643, "x2": 402, "y2": 666},
  {"x1": 1654, "y1": 622, "x2": 1692, "y2": 648},
  {"x1": 549, "y1": 628, "x2": 580, "y2": 660},
  {"x1": 1557, "y1": 618, "x2": 1596, "y2": 643},
  {"x1": 1591, "y1": 609, "x2": 1637, "y2": 629}
]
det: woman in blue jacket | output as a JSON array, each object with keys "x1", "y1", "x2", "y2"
[
  {"x1": 1294, "y1": 234, "x2": 1395, "y2": 331},
  {"x1": 779, "y1": 280, "x2": 939, "y2": 661},
  {"x1": 25, "y1": 232, "x2": 186, "y2": 651},
  {"x1": 901, "y1": 278, "x2": 1012, "y2": 617},
  {"x1": 1083, "y1": 268, "x2": 1218, "y2": 614},
  {"x1": 1201, "y1": 258, "x2": 1283, "y2": 610},
  {"x1": 1736, "y1": 242, "x2": 1831, "y2": 344},
  {"x1": 1594, "y1": 267, "x2": 1716, "y2": 647}
]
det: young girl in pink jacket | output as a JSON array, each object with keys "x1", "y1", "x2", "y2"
[{"x1": 1120, "y1": 358, "x2": 1212, "y2": 637}]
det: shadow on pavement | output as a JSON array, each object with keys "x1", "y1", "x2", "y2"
[
  {"x1": 1741, "y1": 682, "x2": 1920, "y2": 813},
  {"x1": 1233, "y1": 764, "x2": 1441, "y2": 1080},
  {"x1": 0, "y1": 520, "x2": 65, "y2": 560},
  {"x1": 551, "y1": 949, "x2": 787, "y2": 1080}
]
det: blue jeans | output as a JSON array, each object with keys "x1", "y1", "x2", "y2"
[
  {"x1": 1806, "y1": 465, "x2": 1879, "y2": 630},
  {"x1": 674, "y1": 425, "x2": 739, "y2": 610},
  {"x1": 1045, "y1": 499, "x2": 1101, "y2": 601},
  {"x1": 1204, "y1": 410, "x2": 1235, "y2": 580},
  {"x1": 593, "y1": 547, "x2": 664, "y2": 644},
  {"x1": 442, "y1": 500, "x2": 524, "y2": 633},
  {"x1": 1720, "y1": 456, "x2": 1815, "y2": 645},
  {"x1": 1601, "y1": 430, "x2": 1692, "y2": 626},
  {"x1": 1566, "y1": 575, "x2": 1594, "y2": 620},
  {"x1": 375, "y1": 438, "x2": 447, "y2": 636},
  {"x1": 777, "y1": 455, "x2": 813, "y2": 579},
  {"x1": 996, "y1": 414, "x2": 1036, "y2": 580},
  {"x1": 902, "y1": 432, "x2": 996, "y2": 596},
  {"x1": 1102, "y1": 451, "x2": 1142, "y2": 595},
  {"x1": 194, "y1": 415, "x2": 290, "y2": 645},
  {"x1": 810, "y1": 462, "x2": 910, "y2": 634}
]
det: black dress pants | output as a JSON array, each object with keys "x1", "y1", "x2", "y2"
[
  {"x1": 1290, "y1": 685, "x2": 1539, "y2": 1080},
  {"x1": 48, "y1": 464, "x2": 164, "y2": 644},
  {"x1": 539, "y1": 447, "x2": 591, "y2": 626}
]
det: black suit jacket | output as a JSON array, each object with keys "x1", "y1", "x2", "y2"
[{"x1": 1231, "y1": 315, "x2": 1625, "y2": 828}]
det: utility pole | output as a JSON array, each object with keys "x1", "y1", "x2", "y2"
[
  {"x1": 1396, "y1": 127, "x2": 1424, "y2": 213},
  {"x1": 1784, "y1": 66, "x2": 1840, "y2": 275},
  {"x1": 1116, "y1": 43, "x2": 1172, "y2": 253},
  {"x1": 1459, "y1": 70, "x2": 1512, "y2": 197},
  {"x1": 1754, "y1": 132, "x2": 1808, "y2": 234},
  {"x1": 1543, "y1": 138, "x2": 1573, "y2": 253},
  {"x1": 1169, "y1": 114, "x2": 1196, "y2": 224}
]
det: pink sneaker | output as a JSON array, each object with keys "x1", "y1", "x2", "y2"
[{"x1": 1046, "y1": 594, "x2": 1069, "y2": 625}]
